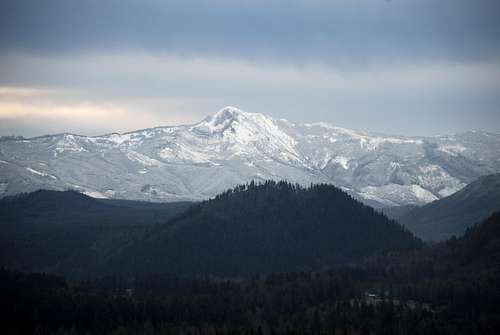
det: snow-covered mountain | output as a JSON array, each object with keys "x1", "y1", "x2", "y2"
[{"x1": 1, "y1": 106, "x2": 500, "y2": 207}]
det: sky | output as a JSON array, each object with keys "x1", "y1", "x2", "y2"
[{"x1": 0, "y1": 0, "x2": 499, "y2": 137}]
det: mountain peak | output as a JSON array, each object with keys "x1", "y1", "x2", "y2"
[
  {"x1": 196, "y1": 106, "x2": 248, "y2": 134},
  {"x1": 208, "y1": 106, "x2": 245, "y2": 123},
  {"x1": 217, "y1": 106, "x2": 245, "y2": 116}
]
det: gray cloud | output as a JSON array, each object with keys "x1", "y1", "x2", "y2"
[
  {"x1": 1, "y1": 0, "x2": 499, "y2": 65},
  {"x1": 0, "y1": 0, "x2": 499, "y2": 137},
  {"x1": 0, "y1": 52, "x2": 499, "y2": 137}
]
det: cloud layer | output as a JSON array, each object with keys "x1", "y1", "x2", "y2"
[
  {"x1": 0, "y1": 0, "x2": 499, "y2": 136},
  {"x1": 2, "y1": 0, "x2": 499, "y2": 64}
]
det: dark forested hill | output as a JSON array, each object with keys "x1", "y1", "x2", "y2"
[
  {"x1": 0, "y1": 190, "x2": 191, "y2": 277},
  {"x1": 371, "y1": 209, "x2": 500, "y2": 273},
  {"x1": 3, "y1": 193, "x2": 500, "y2": 335},
  {"x1": 0, "y1": 189, "x2": 191, "y2": 226},
  {"x1": 106, "y1": 181, "x2": 421, "y2": 276},
  {"x1": 396, "y1": 173, "x2": 500, "y2": 241},
  {"x1": 445, "y1": 210, "x2": 500, "y2": 272},
  {"x1": 3, "y1": 212, "x2": 500, "y2": 335}
]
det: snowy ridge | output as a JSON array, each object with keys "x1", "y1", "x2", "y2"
[{"x1": 1, "y1": 106, "x2": 500, "y2": 206}]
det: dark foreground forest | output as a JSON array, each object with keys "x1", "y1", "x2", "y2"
[
  {"x1": 2, "y1": 264, "x2": 499, "y2": 335},
  {"x1": 2, "y1": 185, "x2": 500, "y2": 334},
  {"x1": 3, "y1": 211, "x2": 500, "y2": 335}
]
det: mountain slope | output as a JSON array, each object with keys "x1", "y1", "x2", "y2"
[
  {"x1": 0, "y1": 190, "x2": 191, "y2": 277},
  {"x1": 381, "y1": 204, "x2": 418, "y2": 221},
  {"x1": 449, "y1": 210, "x2": 500, "y2": 271},
  {"x1": 397, "y1": 173, "x2": 500, "y2": 241},
  {"x1": 104, "y1": 181, "x2": 422, "y2": 276},
  {"x1": 1, "y1": 106, "x2": 499, "y2": 206}
]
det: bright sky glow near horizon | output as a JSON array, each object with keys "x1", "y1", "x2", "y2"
[{"x1": 0, "y1": 0, "x2": 499, "y2": 137}]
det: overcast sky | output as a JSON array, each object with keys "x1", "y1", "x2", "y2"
[{"x1": 1, "y1": 0, "x2": 499, "y2": 137}]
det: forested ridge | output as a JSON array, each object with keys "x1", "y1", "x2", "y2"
[
  {"x1": 105, "y1": 181, "x2": 421, "y2": 276},
  {"x1": 2, "y1": 186, "x2": 500, "y2": 334}
]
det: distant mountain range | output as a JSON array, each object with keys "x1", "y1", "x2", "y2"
[
  {"x1": 386, "y1": 173, "x2": 500, "y2": 241},
  {"x1": 1, "y1": 106, "x2": 500, "y2": 206},
  {"x1": 0, "y1": 182, "x2": 420, "y2": 277}
]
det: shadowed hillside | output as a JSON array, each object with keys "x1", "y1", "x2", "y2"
[
  {"x1": 0, "y1": 190, "x2": 192, "y2": 277},
  {"x1": 396, "y1": 173, "x2": 500, "y2": 241},
  {"x1": 105, "y1": 181, "x2": 421, "y2": 276}
]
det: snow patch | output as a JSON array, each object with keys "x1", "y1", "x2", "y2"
[
  {"x1": 105, "y1": 189, "x2": 116, "y2": 196},
  {"x1": 417, "y1": 164, "x2": 465, "y2": 197},
  {"x1": 331, "y1": 156, "x2": 350, "y2": 170},
  {"x1": 25, "y1": 167, "x2": 57, "y2": 180},
  {"x1": 360, "y1": 183, "x2": 438, "y2": 206},
  {"x1": 438, "y1": 144, "x2": 466, "y2": 156},
  {"x1": 54, "y1": 134, "x2": 87, "y2": 155},
  {"x1": 127, "y1": 151, "x2": 163, "y2": 167},
  {"x1": 159, "y1": 145, "x2": 214, "y2": 164},
  {"x1": 410, "y1": 184, "x2": 438, "y2": 203},
  {"x1": 82, "y1": 190, "x2": 108, "y2": 199},
  {"x1": 107, "y1": 133, "x2": 133, "y2": 145}
]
